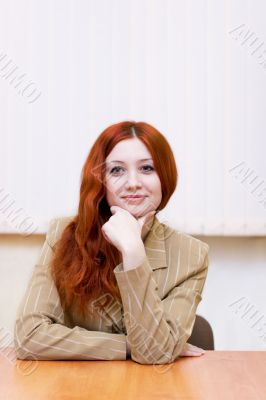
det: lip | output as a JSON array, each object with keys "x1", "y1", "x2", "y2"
[{"x1": 122, "y1": 195, "x2": 146, "y2": 198}]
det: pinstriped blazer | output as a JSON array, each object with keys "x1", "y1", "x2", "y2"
[{"x1": 14, "y1": 215, "x2": 210, "y2": 365}]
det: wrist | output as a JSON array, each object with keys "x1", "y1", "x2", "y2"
[
  {"x1": 122, "y1": 242, "x2": 146, "y2": 270},
  {"x1": 121, "y1": 239, "x2": 144, "y2": 256}
]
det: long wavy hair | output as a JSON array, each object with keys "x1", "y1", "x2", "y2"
[{"x1": 49, "y1": 121, "x2": 178, "y2": 319}]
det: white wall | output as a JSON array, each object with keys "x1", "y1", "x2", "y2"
[{"x1": 1, "y1": 0, "x2": 266, "y2": 235}]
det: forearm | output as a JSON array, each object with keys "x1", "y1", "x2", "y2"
[
  {"x1": 115, "y1": 259, "x2": 175, "y2": 364},
  {"x1": 14, "y1": 316, "x2": 127, "y2": 361},
  {"x1": 114, "y1": 249, "x2": 209, "y2": 364}
]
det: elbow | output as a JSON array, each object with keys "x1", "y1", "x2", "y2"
[
  {"x1": 14, "y1": 339, "x2": 33, "y2": 360},
  {"x1": 14, "y1": 344, "x2": 33, "y2": 360},
  {"x1": 14, "y1": 319, "x2": 39, "y2": 361},
  {"x1": 14, "y1": 333, "x2": 34, "y2": 361}
]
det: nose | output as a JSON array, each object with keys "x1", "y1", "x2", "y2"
[{"x1": 124, "y1": 170, "x2": 142, "y2": 190}]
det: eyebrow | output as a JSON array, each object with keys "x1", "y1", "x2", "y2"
[{"x1": 108, "y1": 158, "x2": 153, "y2": 164}]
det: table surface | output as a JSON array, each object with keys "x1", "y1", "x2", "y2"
[{"x1": 1, "y1": 349, "x2": 266, "y2": 400}]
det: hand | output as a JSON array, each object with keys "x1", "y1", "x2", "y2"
[
  {"x1": 101, "y1": 206, "x2": 156, "y2": 253},
  {"x1": 179, "y1": 342, "x2": 205, "y2": 357}
]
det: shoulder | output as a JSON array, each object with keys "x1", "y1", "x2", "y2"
[
  {"x1": 160, "y1": 221, "x2": 210, "y2": 269},
  {"x1": 161, "y1": 221, "x2": 209, "y2": 251},
  {"x1": 46, "y1": 215, "x2": 75, "y2": 248}
]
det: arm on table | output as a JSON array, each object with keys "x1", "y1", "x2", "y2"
[
  {"x1": 114, "y1": 235, "x2": 209, "y2": 365},
  {"x1": 14, "y1": 219, "x2": 127, "y2": 361}
]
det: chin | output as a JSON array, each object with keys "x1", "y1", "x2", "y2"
[{"x1": 121, "y1": 206, "x2": 140, "y2": 216}]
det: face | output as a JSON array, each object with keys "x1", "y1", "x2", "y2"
[{"x1": 104, "y1": 138, "x2": 162, "y2": 218}]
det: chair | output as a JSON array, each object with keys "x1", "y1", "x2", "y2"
[{"x1": 188, "y1": 315, "x2": 215, "y2": 350}]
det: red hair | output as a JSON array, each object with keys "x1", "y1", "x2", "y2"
[{"x1": 49, "y1": 121, "x2": 178, "y2": 319}]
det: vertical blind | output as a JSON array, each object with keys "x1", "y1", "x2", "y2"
[{"x1": 0, "y1": 0, "x2": 265, "y2": 236}]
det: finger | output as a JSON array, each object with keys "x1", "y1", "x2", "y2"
[
  {"x1": 137, "y1": 210, "x2": 156, "y2": 228},
  {"x1": 186, "y1": 351, "x2": 204, "y2": 357},
  {"x1": 180, "y1": 350, "x2": 204, "y2": 357},
  {"x1": 101, "y1": 226, "x2": 112, "y2": 244},
  {"x1": 102, "y1": 229, "x2": 108, "y2": 241},
  {"x1": 186, "y1": 342, "x2": 205, "y2": 351},
  {"x1": 180, "y1": 343, "x2": 205, "y2": 356},
  {"x1": 110, "y1": 206, "x2": 123, "y2": 214},
  {"x1": 189, "y1": 345, "x2": 205, "y2": 353}
]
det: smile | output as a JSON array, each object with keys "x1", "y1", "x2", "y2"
[{"x1": 122, "y1": 196, "x2": 146, "y2": 203}]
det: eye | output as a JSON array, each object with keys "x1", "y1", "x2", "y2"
[
  {"x1": 109, "y1": 166, "x2": 124, "y2": 175},
  {"x1": 141, "y1": 165, "x2": 154, "y2": 172},
  {"x1": 109, "y1": 164, "x2": 155, "y2": 175}
]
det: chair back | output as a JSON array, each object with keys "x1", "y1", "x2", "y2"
[{"x1": 188, "y1": 315, "x2": 215, "y2": 350}]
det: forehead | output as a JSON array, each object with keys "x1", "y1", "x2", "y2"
[{"x1": 105, "y1": 138, "x2": 152, "y2": 163}]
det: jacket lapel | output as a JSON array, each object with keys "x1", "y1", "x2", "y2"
[{"x1": 143, "y1": 216, "x2": 168, "y2": 270}]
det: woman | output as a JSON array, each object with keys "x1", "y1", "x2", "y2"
[{"x1": 14, "y1": 121, "x2": 209, "y2": 365}]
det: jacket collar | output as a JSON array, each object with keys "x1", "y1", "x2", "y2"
[{"x1": 143, "y1": 216, "x2": 168, "y2": 270}]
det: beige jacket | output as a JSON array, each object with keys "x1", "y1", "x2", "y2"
[{"x1": 14, "y1": 216, "x2": 210, "y2": 364}]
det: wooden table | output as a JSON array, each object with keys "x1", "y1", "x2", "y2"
[{"x1": 1, "y1": 349, "x2": 266, "y2": 399}]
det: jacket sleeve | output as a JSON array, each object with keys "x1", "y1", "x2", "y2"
[
  {"x1": 14, "y1": 218, "x2": 127, "y2": 361},
  {"x1": 113, "y1": 240, "x2": 209, "y2": 365}
]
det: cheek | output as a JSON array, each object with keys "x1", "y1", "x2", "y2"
[
  {"x1": 106, "y1": 174, "x2": 124, "y2": 189},
  {"x1": 106, "y1": 181, "x2": 121, "y2": 200},
  {"x1": 106, "y1": 186, "x2": 115, "y2": 200},
  {"x1": 149, "y1": 177, "x2": 162, "y2": 194}
]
